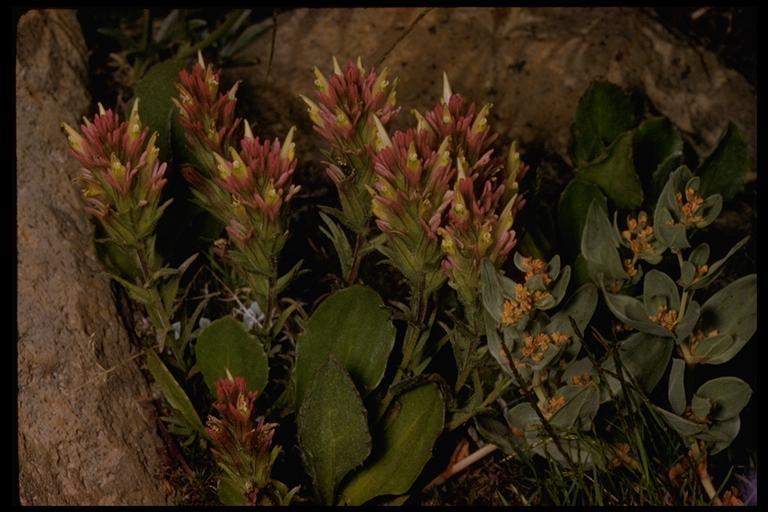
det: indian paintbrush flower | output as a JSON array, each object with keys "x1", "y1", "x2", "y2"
[
  {"x1": 439, "y1": 155, "x2": 520, "y2": 310},
  {"x1": 212, "y1": 125, "x2": 301, "y2": 312},
  {"x1": 369, "y1": 125, "x2": 455, "y2": 294},
  {"x1": 206, "y1": 374, "x2": 294, "y2": 505},
  {"x1": 174, "y1": 51, "x2": 242, "y2": 173},
  {"x1": 174, "y1": 52, "x2": 242, "y2": 219},
  {"x1": 174, "y1": 58, "x2": 301, "y2": 318},
  {"x1": 63, "y1": 99, "x2": 169, "y2": 246},
  {"x1": 415, "y1": 73, "x2": 501, "y2": 180},
  {"x1": 302, "y1": 57, "x2": 400, "y2": 232}
]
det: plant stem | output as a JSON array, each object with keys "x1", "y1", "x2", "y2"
[
  {"x1": 421, "y1": 443, "x2": 499, "y2": 493},
  {"x1": 344, "y1": 233, "x2": 364, "y2": 285},
  {"x1": 679, "y1": 289, "x2": 690, "y2": 320},
  {"x1": 532, "y1": 370, "x2": 548, "y2": 405},
  {"x1": 134, "y1": 242, "x2": 172, "y2": 346},
  {"x1": 447, "y1": 377, "x2": 512, "y2": 431},
  {"x1": 375, "y1": 275, "x2": 429, "y2": 423},
  {"x1": 690, "y1": 441, "x2": 722, "y2": 505}
]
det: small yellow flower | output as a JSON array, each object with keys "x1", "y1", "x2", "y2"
[{"x1": 648, "y1": 304, "x2": 679, "y2": 331}]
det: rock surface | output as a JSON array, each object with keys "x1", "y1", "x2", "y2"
[
  {"x1": 16, "y1": 10, "x2": 170, "y2": 505},
  {"x1": 235, "y1": 7, "x2": 755, "y2": 175}
]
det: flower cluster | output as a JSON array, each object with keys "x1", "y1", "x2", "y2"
[
  {"x1": 618, "y1": 210, "x2": 664, "y2": 279},
  {"x1": 648, "y1": 303, "x2": 679, "y2": 331},
  {"x1": 302, "y1": 57, "x2": 400, "y2": 232},
  {"x1": 213, "y1": 125, "x2": 301, "y2": 310},
  {"x1": 417, "y1": 74, "x2": 499, "y2": 177},
  {"x1": 174, "y1": 59, "x2": 301, "y2": 315},
  {"x1": 439, "y1": 158, "x2": 521, "y2": 309},
  {"x1": 206, "y1": 375, "x2": 292, "y2": 505},
  {"x1": 174, "y1": 52, "x2": 241, "y2": 174},
  {"x1": 63, "y1": 100, "x2": 169, "y2": 245},
  {"x1": 174, "y1": 54, "x2": 243, "y2": 218},
  {"x1": 370, "y1": 127, "x2": 454, "y2": 293},
  {"x1": 520, "y1": 331, "x2": 571, "y2": 363}
]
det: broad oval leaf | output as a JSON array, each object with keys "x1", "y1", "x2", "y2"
[
  {"x1": 134, "y1": 58, "x2": 187, "y2": 162},
  {"x1": 550, "y1": 384, "x2": 600, "y2": 430},
  {"x1": 603, "y1": 332, "x2": 673, "y2": 396},
  {"x1": 697, "y1": 122, "x2": 748, "y2": 201},
  {"x1": 643, "y1": 270, "x2": 680, "y2": 316},
  {"x1": 570, "y1": 80, "x2": 637, "y2": 165},
  {"x1": 694, "y1": 377, "x2": 752, "y2": 422},
  {"x1": 633, "y1": 116, "x2": 683, "y2": 201},
  {"x1": 195, "y1": 316, "x2": 269, "y2": 394},
  {"x1": 655, "y1": 406, "x2": 707, "y2": 438},
  {"x1": 558, "y1": 178, "x2": 607, "y2": 260},
  {"x1": 699, "y1": 416, "x2": 741, "y2": 455},
  {"x1": 576, "y1": 131, "x2": 644, "y2": 210},
  {"x1": 696, "y1": 274, "x2": 757, "y2": 364},
  {"x1": 581, "y1": 200, "x2": 628, "y2": 283},
  {"x1": 602, "y1": 287, "x2": 671, "y2": 338},
  {"x1": 667, "y1": 358, "x2": 687, "y2": 415},
  {"x1": 295, "y1": 285, "x2": 396, "y2": 407},
  {"x1": 297, "y1": 356, "x2": 371, "y2": 505},
  {"x1": 338, "y1": 383, "x2": 445, "y2": 505}
]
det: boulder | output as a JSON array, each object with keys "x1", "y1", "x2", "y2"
[
  {"x1": 234, "y1": 7, "x2": 755, "y2": 176},
  {"x1": 17, "y1": 9, "x2": 170, "y2": 505}
]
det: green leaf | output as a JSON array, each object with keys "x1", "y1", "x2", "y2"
[
  {"x1": 668, "y1": 358, "x2": 686, "y2": 415},
  {"x1": 603, "y1": 333, "x2": 673, "y2": 396},
  {"x1": 697, "y1": 122, "x2": 749, "y2": 201},
  {"x1": 480, "y1": 259, "x2": 504, "y2": 323},
  {"x1": 108, "y1": 272, "x2": 152, "y2": 305},
  {"x1": 602, "y1": 287, "x2": 670, "y2": 338},
  {"x1": 694, "y1": 377, "x2": 752, "y2": 421},
  {"x1": 696, "y1": 274, "x2": 757, "y2": 364},
  {"x1": 195, "y1": 317, "x2": 269, "y2": 394},
  {"x1": 581, "y1": 200, "x2": 628, "y2": 283},
  {"x1": 689, "y1": 236, "x2": 749, "y2": 290},
  {"x1": 577, "y1": 131, "x2": 644, "y2": 210},
  {"x1": 654, "y1": 407, "x2": 707, "y2": 438},
  {"x1": 144, "y1": 349, "x2": 204, "y2": 434},
  {"x1": 134, "y1": 59, "x2": 188, "y2": 162},
  {"x1": 297, "y1": 356, "x2": 371, "y2": 505},
  {"x1": 558, "y1": 179, "x2": 607, "y2": 260},
  {"x1": 294, "y1": 286, "x2": 396, "y2": 407},
  {"x1": 218, "y1": 475, "x2": 249, "y2": 505},
  {"x1": 549, "y1": 283, "x2": 598, "y2": 338},
  {"x1": 643, "y1": 270, "x2": 680, "y2": 317},
  {"x1": 570, "y1": 81, "x2": 637, "y2": 165},
  {"x1": 633, "y1": 117, "x2": 683, "y2": 201},
  {"x1": 338, "y1": 383, "x2": 445, "y2": 505},
  {"x1": 550, "y1": 384, "x2": 600, "y2": 430},
  {"x1": 700, "y1": 416, "x2": 741, "y2": 455},
  {"x1": 474, "y1": 414, "x2": 518, "y2": 455},
  {"x1": 319, "y1": 211, "x2": 354, "y2": 279}
]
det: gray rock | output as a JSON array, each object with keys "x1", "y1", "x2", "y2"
[
  {"x1": 17, "y1": 10, "x2": 170, "y2": 505},
  {"x1": 234, "y1": 7, "x2": 754, "y2": 176}
]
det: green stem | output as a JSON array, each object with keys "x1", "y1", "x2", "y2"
[
  {"x1": 447, "y1": 377, "x2": 512, "y2": 431},
  {"x1": 532, "y1": 370, "x2": 548, "y2": 405},
  {"x1": 375, "y1": 274, "x2": 429, "y2": 423},
  {"x1": 690, "y1": 441, "x2": 722, "y2": 505},
  {"x1": 679, "y1": 289, "x2": 690, "y2": 321},
  {"x1": 134, "y1": 242, "x2": 173, "y2": 350},
  {"x1": 454, "y1": 338, "x2": 476, "y2": 393},
  {"x1": 140, "y1": 9, "x2": 151, "y2": 54},
  {"x1": 344, "y1": 233, "x2": 364, "y2": 285}
]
